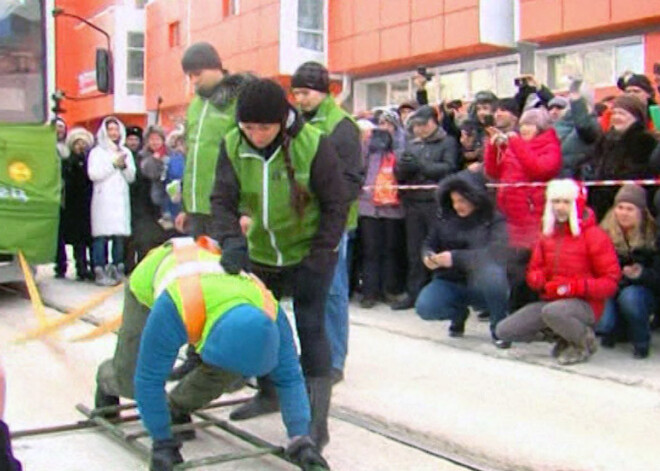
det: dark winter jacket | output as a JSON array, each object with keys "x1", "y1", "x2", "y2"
[
  {"x1": 586, "y1": 122, "x2": 658, "y2": 221},
  {"x1": 210, "y1": 108, "x2": 348, "y2": 272},
  {"x1": 394, "y1": 127, "x2": 459, "y2": 202},
  {"x1": 416, "y1": 89, "x2": 461, "y2": 141},
  {"x1": 359, "y1": 129, "x2": 404, "y2": 219},
  {"x1": 422, "y1": 173, "x2": 508, "y2": 283},
  {"x1": 553, "y1": 97, "x2": 600, "y2": 178},
  {"x1": 130, "y1": 150, "x2": 169, "y2": 248},
  {"x1": 526, "y1": 208, "x2": 621, "y2": 321},
  {"x1": 60, "y1": 151, "x2": 92, "y2": 244},
  {"x1": 484, "y1": 128, "x2": 562, "y2": 248}
]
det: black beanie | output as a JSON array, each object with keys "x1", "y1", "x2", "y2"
[
  {"x1": 181, "y1": 42, "x2": 222, "y2": 73},
  {"x1": 291, "y1": 61, "x2": 330, "y2": 93},
  {"x1": 236, "y1": 79, "x2": 290, "y2": 124},
  {"x1": 617, "y1": 73, "x2": 655, "y2": 97},
  {"x1": 495, "y1": 98, "x2": 521, "y2": 118}
]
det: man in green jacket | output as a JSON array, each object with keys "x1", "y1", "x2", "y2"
[
  {"x1": 173, "y1": 42, "x2": 255, "y2": 378},
  {"x1": 291, "y1": 62, "x2": 362, "y2": 384}
]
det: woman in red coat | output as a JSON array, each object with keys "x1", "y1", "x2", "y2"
[
  {"x1": 484, "y1": 107, "x2": 562, "y2": 310},
  {"x1": 496, "y1": 179, "x2": 621, "y2": 365}
]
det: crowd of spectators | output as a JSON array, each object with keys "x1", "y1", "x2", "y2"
[
  {"x1": 351, "y1": 69, "x2": 660, "y2": 362},
  {"x1": 54, "y1": 67, "x2": 660, "y2": 364}
]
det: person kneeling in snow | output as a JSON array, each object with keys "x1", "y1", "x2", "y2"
[{"x1": 496, "y1": 179, "x2": 621, "y2": 365}]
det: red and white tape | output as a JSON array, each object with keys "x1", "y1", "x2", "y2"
[{"x1": 362, "y1": 178, "x2": 660, "y2": 192}]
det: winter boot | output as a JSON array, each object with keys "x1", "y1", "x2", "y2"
[
  {"x1": 169, "y1": 345, "x2": 202, "y2": 381},
  {"x1": 229, "y1": 377, "x2": 279, "y2": 421},
  {"x1": 557, "y1": 344, "x2": 590, "y2": 365},
  {"x1": 0, "y1": 420, "x2": 22, "y2": 471},
  {"x1": 94, "y1": 386, "x2": 120, "y2": 419},
  {"x1": 307, "y1": 376, "x2": 333, "y2": 451},
  {"x1": 105, "y1": 265, "x2": 121, "y2": 285},
  {"x1": 94, "y1": 266, "x2": 115, "y2": 287}
]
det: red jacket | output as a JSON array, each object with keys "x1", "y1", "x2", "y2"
[
  {"x1": 526, "y1": 209, "x2": 621, "y2": 321},
  {"x1": 484, "y1": 129, "x2": 561, "y2": 248}
]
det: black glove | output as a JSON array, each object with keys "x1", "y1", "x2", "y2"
[
  {"x1": 301, "y1": 249, "x2": 338, "y2": 275},
  {"x1": 286, "y1": 436, "x2": 330, "y2": 471},
  {"x1": 220, "y1": 236, "x2": 250, "y2": 274},
  {"x1": 397, "y1": 153, "x2": 420, "y2": 173},
  {"x1": 150, "y1": 438, "x2": 184, "y2": 471},
  {"x1": 0, "y1": 421, "x2": 22, "y2": 471}
]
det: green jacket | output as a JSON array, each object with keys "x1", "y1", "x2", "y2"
[
  {"x1": 129, "y1": 240, "x2": 277, "y2": 350},
  {"x1": 305, "y1": 95, "x2": 361, "y2": 229},
  {"x1": 183, "y1": 95, "x2": 237, "y2": 215},
  {"x1": 223, "y1": 125, "x2": 324, "y2": 267}
]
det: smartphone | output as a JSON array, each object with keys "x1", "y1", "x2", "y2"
[
  {"x1": 482, "y1": 114, "x2": 495, "y2": 127},
  {"x1": 514, "y1": 77, "x2": 526, "y2": 87},
  {"x1": 417, "y1": 66, "x2": 432, "y2": 80}
]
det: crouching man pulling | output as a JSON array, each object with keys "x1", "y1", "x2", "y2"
[
  {"x1": 94, "y1": 237, "x2": 329, "y2": 471},
  {"x1": 496, "y1": 179, "x2": 621, "y2": 364}
]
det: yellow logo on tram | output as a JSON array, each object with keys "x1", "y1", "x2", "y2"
[{"x1": 8, "y1": 161, "x2": 32, "y2": 183}]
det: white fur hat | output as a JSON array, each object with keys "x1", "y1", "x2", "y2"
[{"x1": 543, "y1": 179, "x2": 586, "y2": 236}]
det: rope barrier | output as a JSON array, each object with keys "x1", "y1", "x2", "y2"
[{"x1": 362, "y1": 177, "x2": 660, "y2": 192}]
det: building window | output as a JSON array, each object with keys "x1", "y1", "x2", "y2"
[
  {"x1": 127, "y1": 32, "x2": 144, "y2": 96},
  {"x1": 168, "y1": 21, "x2": 180, "y2": 48},
  {"x1": 539, "y1": 37, "x2": 643, "y2": 91},
  {"x1": 298, "y1": 0, "x2": 324, "y2": 52},
  {"x1": 223, "y1": 0, "x2": 239, "y2": 17}
]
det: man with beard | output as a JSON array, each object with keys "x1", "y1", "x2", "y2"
[{"x1": 172, "y1": 42, "x2": 256, "y2": 380}]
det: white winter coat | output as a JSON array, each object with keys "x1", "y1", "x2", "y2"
[{"x1": 88, "y1": 117, "x2": 136, "y2": 237}]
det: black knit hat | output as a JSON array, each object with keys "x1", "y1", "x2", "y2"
[
  {"x1": 291, "y1": 61, "x2": 330, "y2": 93},
  {"x1": 495, "y1": 98, "x2": 521, "y2": 118},
  {"x1": 617, "y1": 73, "x2": 654, "y2": 97},
  {"x1": 126, "y1": 126, "x2": 143, "y2": 139},
  {"x1": 181, "y1": 42, "x2": 223, "y2": 73},
  {"x1": 236, "y1": 79, "x2": 290, "y2": 124}
]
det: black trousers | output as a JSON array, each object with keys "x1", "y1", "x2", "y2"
[
  {"x1": 359, "y1": 216, "x2": 407, "y2": 299},
  {"x1": 252, "y1": 262, "x2": 334, "y2": 378},
  {"x1": 403, "y1": 200, "x2": 437, "y2": 300},
  {"x1": 55, "y1": 234, "x2": 91, "y2": 276}
]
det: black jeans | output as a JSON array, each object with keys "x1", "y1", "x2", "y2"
[
  {"x1": 56, "y1": 235, "x2": 91, "y2": 276},
  {"x1": 359, "y1": 216, "x2": 406, "y2": 299},
  {"x1": 252, "y1": 262, "x2": 334, "y2": 378},
  {"x1": 403, "y1": 200, "x2": 437, "y2": 300}
]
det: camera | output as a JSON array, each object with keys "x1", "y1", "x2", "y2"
[
  {"x1": 482, "y1": 114, "x2": 495, "y2": 127},
  {"x1": 514, "y1": 77, "x2": 527, "y2": 88},
  {"x1": 417, "y1": 66, "x2": 433, "y2": 81}
]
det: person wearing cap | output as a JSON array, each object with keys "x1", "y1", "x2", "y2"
[
  {"x1": 93, "y1": 238, "x2": 329, "y2": 471},
  {"x1": 55, "y1": 127, "x2": 95, "y2": 280},
  {"x1": 496, "y1": 179, "x2": 621, "y2": 365},
  {"x1": 210, "y1": 78, "x2": 348, "y2": 450},
  {"x1": 547, "y1": 96, "x2": 568, "y2": 123},
  {"x1": 291, "y1": 61, "x2": 362, "y2": 385},
  {"x1": 484, "y1": 107, "x2": 561, "y2": 312},
  {"x1": 176, "y1": 42, "x2": 256, "y2": 238},
  {"x1": 551, "y1": 82, "x2": 601, "y2": 178},
  {"x1": 139, "y1": 125, "x2": 185, "y2": 231},
  {"x1": 397, "y1": 100, "x2": 418, "y2": 126},
  {"x1": 125, "y1": 126, "x2": 144, "y2": 154},
  {"x1": 393, "y1": 104, "x2": 460, "y2": 310},
  {"x1": 172, "y1": 42, "x2": 257, "y2": 380},
  {"x1": 493, "y1": 98, "x2": 521, "y2": 134},
  {"x1": 88, "y1": 116, "x2": 136, "y2": 286},
  {"x1": 598, "y1": 185, "x2": 659, "y2": 359},
  {"x1": 586, "y1": 95, "x2": 659, "y2": 221},
  {"x1": 467, "y1": 90, "x2": 498, "y2": 140}
]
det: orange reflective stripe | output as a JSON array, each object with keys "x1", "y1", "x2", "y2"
[
  {"x1": 249, "y1": 274, "x2": 278, "y2": 321},
  {"x1": 173, "y1": 244, "x2": 207, "y2": 344}
]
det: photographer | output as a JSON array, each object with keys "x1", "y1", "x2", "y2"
[
  {"x1": 393, "y1": 105, "x2": 460, "y2": 310},
  {"x1": 413, "y1": 67, "x2": 461, "y2": 140},
  {"x1": 513, "y1": 74, "x2": 554, "y2": 113}
]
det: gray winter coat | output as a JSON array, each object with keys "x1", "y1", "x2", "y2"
[{"x1": 553, "y1": 97, "x2": 600, "y2": 178}]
